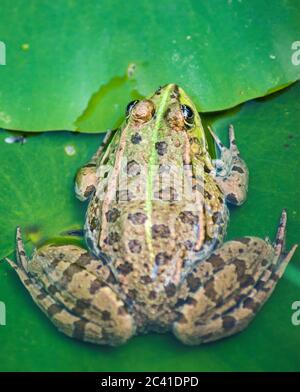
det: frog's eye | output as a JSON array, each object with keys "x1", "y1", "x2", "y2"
[
  {"x1": 126, "y1": 100, "x2": 139, "y2": 116},
  {"x1": 180, "y1": 104, "x2": 194, "y2": 127},
  {"x1": 128, "y1": 100, "x2": 156, "y2": 124}
]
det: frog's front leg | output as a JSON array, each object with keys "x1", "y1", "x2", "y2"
[
  {"x1": 6, "y1": 228, "x2": 135, "y2": 346},
  {"x1": 75, "y1": 130, "x2": 114, "y2": 201},
  {"x1": 209, "y1": 125, "x2": 248, "y2": 206},
  {"x1": 173, "y1": 210, "x2": 297, "y2": 345}
]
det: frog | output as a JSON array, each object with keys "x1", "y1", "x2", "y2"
[{"x1": 6, "y1": 84, "x2": 297, "y2": 346}]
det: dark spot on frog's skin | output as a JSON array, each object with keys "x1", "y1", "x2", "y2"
[
  {"x1": 117, "y1": 261, "x2": 133, "y2": 275},
  {"x1": 175, "y1": 296, "x2": 197, "y2": 307},
  {"x1": 175, "y1": 311, "x2": 188, "y2": 324},
  {"x1": 60, "y1": 264, "x2": 81, "y2": 286},
  {"x1": 175, "y1": 297, "x2": 185, "y2": 307},
  {"x1": 23, "y1": 279, "x2": 32, "y2": 287},
  {"x1": 165, "y1": 283, "x2": 177, "y2": 298},
  {"x1": 140, "y1": 275, "x2": 152, "y2": 284},
  {"x1": 104, "y1": 232, "x2": 120, "y2": 245},
  {"x1": 261, "y1": 258, "x2": 269, "y2": 267},
  {"x1": 126, "y1": 160, "x2": 141, "y2": 176},
  {"x1": 73, "y1": 299, "x2": 91, "y2": 316},
  {"x1": 185, "y1": 296, "x2": 197, "y2": 306},
  {"x1": 226, "y1": 193, "x2": 238, "y2": 204},
  {"x1": 204, "y1": 279, "x2": 218, "y2": 301},
  {"x1": 37, "y1": 292, "x2": 48, "y2": 301},
  {"x1": 240, "y1": 274, "x2": 255, "y2": 288},
  {"x1": 152, "y1": 224, "x2": 171, "y2": 239},
  {"x1": 72, "y1": 319, "x2": 87, "y2": 340},
  {"x1": 232, "y1": 258, "x2": 246, "y2": 279},
  {"x1": 155, "y1": 252, "x2": 172, "y2": 266},
  {"x1": 128, "y1": 212, "x2": 147, "y2": 224},
  {"x1": 131, "y1": 133, "x2": 142, "y2": 144},
  {"x1": 89, "y1": 279, "x2": 103, "y2": 294},
  {"x1": 128, "y1": 239, "x2": 142, "y2": 253},
  {"x1": 232, "y1": 165, "x2": 244, "y2": 173},
  {"x1": 207, "y1": 254, "x2": 225, "y2": 270},
  {"x1": 106, "y1": 208, "x2": 121, "y2": 223},
  {"x1": 84, "y1": 185, "x2": 96, "y2": 198},
  {"x1": 283, "y1": 144, "x2": 289, "y2": 148},
  {"x1": 243, "y1": 297, "x2": 260, "y2": 312},
  {"x1": 179, "y1": 211, "x2": 198, "y2": 225},
  {"x1": 148, "y1": 290, "x2": 157, "y2": 300},
  {"x1": 186, "y1": 273, "x2": 201, "y2": 293},
  {"x1": 155, "y1": 141, "x2": 168, "y2": 156},
  {"x1": 48, "y1": 284, "x2": 59, "y2": 296},
  {"x1": 47, "y1": 303, "x2": 62, "y2": 317},
  {"x1": 222, "y1": 316, "x2": 236, "y2": 330},
  {"x1": 255, "y1": 280, "x2": 269, "y2": 292},
  {"x1": 127, "y1": 289, "x2": 138, "y2": 300},
  {"x1": 101, "y1": 310, "x2": 111, "y2": 321}
]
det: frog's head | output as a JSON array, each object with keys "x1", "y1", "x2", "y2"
[{"x1": 126, "y1": 84, "x2": 207, "y2": 148}]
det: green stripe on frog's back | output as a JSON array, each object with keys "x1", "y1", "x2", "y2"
[{"x1": 144, "y1": 84, "x2": 175, "y2": 263}]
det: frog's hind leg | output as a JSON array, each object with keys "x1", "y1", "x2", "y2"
[
  {"x1": 5, "y1": 228, "x2": 136, "y2": 346},
  {"x1": 6, "y1": 255, "x2": 83, "y2": 339},
  {"x1": 173, "y1": 210, "x2": 297, "y2": 345},
  {"x1": 209, "y1": 124, "x2": 248, "y2": 206}
]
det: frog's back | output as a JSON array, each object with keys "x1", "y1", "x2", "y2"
[{"x1": 84, "y1": 84, "x2": 229, "y2": 328}]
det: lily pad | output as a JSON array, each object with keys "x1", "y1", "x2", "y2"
[
  {"x1": 0, "y1": 131, "x2": 103, "y2": 260},
  {"x1": 0, "y1": 0, "x2": 300, "y2": 132},
  {"x1": 0, "y1": 82, "x2": 300, "y2": 371}
]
